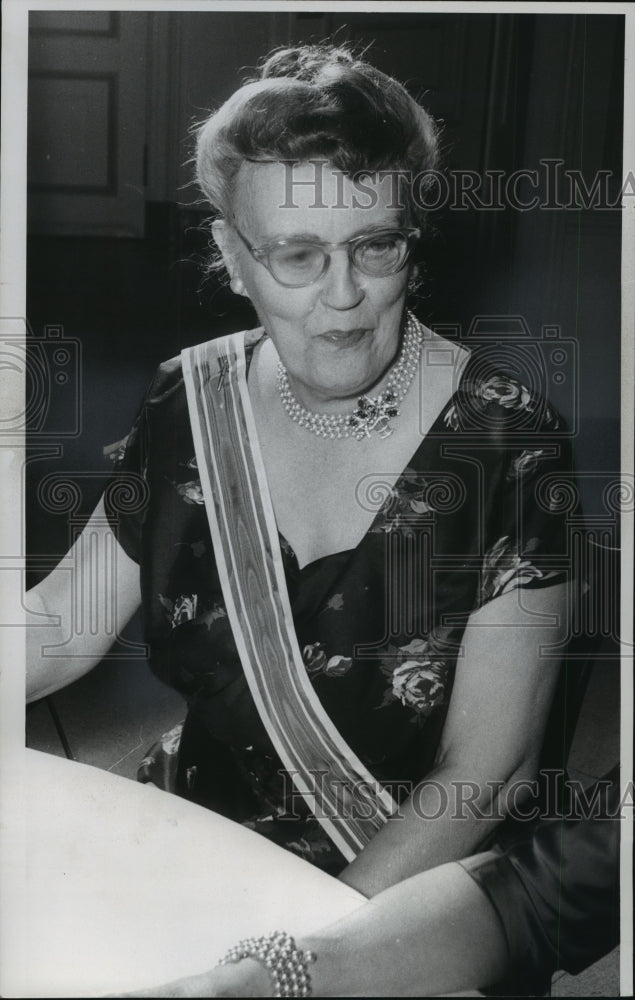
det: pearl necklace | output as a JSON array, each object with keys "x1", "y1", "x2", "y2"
[{"x1": 276, "y1": 312, "x2": 423, "y2": 441}]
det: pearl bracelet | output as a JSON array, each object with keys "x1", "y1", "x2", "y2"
[{"x1": 218, "y1": 929, "x2": 316, "y2": 997}]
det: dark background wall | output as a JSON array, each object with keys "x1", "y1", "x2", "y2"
[{"x1": 25, "y1": 10, "x2": 624, "y2": 580}]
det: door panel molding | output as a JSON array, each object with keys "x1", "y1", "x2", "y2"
[{"x1": 28, "y1": 12, "x2": 146, "y2": 237}]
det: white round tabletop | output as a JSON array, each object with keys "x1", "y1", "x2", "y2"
[{"x1": 1, "y1": 749, "x2": 365, "y2": 997}]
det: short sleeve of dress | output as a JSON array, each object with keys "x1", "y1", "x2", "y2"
[
  {"x1": 103, "y1": 356, "x2": 183, "y2": 563},
  {"x1": 459, "y1": 767, "x2": 620, "y2": 995},
  {"x1": 451, "y1": 362, "x2": 580, "y2": 609}
]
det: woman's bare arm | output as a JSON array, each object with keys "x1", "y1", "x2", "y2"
[
  {"x1": 26, "y1": 495, "x2": 142, "y2": 702},
  {"x1": 120, "y1": 859, "x2": 506, "y2": 997},
  {"x1": 338, "y1": 582, "x2": 568, "y2": 897},
  {"x1": 258, "y1": 861, "x2": 507, "y2": 997}
]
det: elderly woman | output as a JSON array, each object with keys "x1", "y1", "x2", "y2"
[{"x1": 27, "y1": 44, "x2": 573, "y2": 898}]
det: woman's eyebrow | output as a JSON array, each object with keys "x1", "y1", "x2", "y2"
[
  {"x1": 261, "y1": 229, "x2": 322, "y2": 243},
  {"x1": 260, "y1": 222, "x2": 405, "y2": 244}
]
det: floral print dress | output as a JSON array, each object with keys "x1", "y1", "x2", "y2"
[{"x1": 107, "y1": 328, "x2": 578, "y2": 873}]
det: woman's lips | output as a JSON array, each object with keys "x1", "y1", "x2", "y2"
[{"x1": 319, "y1": 328, "x2": 368, "y2": 345}]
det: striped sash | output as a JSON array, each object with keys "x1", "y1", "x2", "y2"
[{"x1": 182, "y1": 332, "x2": 397, "y2": 861}]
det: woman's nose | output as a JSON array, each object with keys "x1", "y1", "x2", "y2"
[{"x1": 320, "y1": 249, "x2": 364, "y2": 309}]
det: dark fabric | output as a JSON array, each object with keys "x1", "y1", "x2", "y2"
[
  {"x1": 105, "y1": 326, "x2": 579, "y2": 872},
  {"x1": 137, "y1": 722, "x2": 183, "y2": 791},
  {"x1": 461, "y1": 767, "x2": 620, "y2": 995}
]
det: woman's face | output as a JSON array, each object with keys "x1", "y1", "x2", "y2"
[{"x1": 217, "y1": 160, "x2": 411, "y2": 407}]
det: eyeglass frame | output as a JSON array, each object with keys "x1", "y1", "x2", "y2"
[{"x1": 230, "y1": 222, "x2": 421, "y2": 288}]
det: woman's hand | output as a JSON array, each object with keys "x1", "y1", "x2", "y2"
[{"x1": 114, "y1": 958, "x2": 272, "y2": 998}]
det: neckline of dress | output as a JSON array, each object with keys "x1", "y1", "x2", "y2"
[{"x1": 248, "y1": 334, "x2": 474, "y2": 576}]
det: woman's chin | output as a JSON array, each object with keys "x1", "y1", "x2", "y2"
[{"x1": 303, "y1": 348, "x2": 397, "y2": 404}]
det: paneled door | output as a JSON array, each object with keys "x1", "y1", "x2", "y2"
[{"x1": 28, "y1": 11, "x2": 147, "y2": 237}]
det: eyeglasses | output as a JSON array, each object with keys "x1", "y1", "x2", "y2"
[{"x1": 232, "y1": 224, "x2": 421, "y2": 288}]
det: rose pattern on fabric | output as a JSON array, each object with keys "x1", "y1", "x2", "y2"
[
  {"x1": 167, "y1": 459, "x2": 204, "y2": 504},
  {"x1": 325, "y1": 593, "x2": 344, "y2": 611},
  {"x1": 508, "y1": 448, "x2": 545, "y2": 479},
  {"x1": 302, "y1": 642, "x2": 353, "y2": 678},
  {"x1": 279, "y1": 535, "x2": 297, "y2": 562},
  {"x1": 283, "y1": 835, "x2": 332, "y2": 863},
  {"x1": 443, "y1": 374, "x2": 560, "y2": 434},
  {"x1": 377, "y1": 632, "x2": 453, "y2": 718},
  {"x1": 392, "y1": 660, "x2": 446, "y2": 713},
  {"x1": 324, "y1": 654, "x2": 353, "y2": 677},
  {"x1": 302, "y1": 642, "x2": 328, "y2": 675},
  {"x1": 242, "y1": 815, "x2": 335, "y2": 866},
  {"x1": 103, "y1": 431, "x2": 134, "y2": 464},
  {"x1": 479, "y1": 535, "x2": 548, "y2": 605},
  {"x1": 200, "y1": 602, "x2": 228, "y2": 629},
  {"x1": 443, "y1": 404, "x2": 460, "y2": 431},
  {"x1": 173, "y1": 479, "x2": 205, "y2": 505},
  {"x1": 370, "y1": 468, "x2": 437, "y2": 533},
  {"x1": 158, "y1": 593, "x2": 198, "y2": 628},
  {"x1": 243, "y1": 807, "x2": 288, "y2": 829},
  {"x1": 475, "y1": 375, "x2": 559, "y2": 428},
  {"x1": 151, "y1": 722, "x2": 183, "y2": 758},
  {"x1": 137, "y1": 721, "x2": 184, "y2": 791},
  {"x1": 138, "y1": 723, "x2": 182, "y2": 773},
  {"x1": 480, "y1": 375, "x2": 533, "y2": 410}
]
